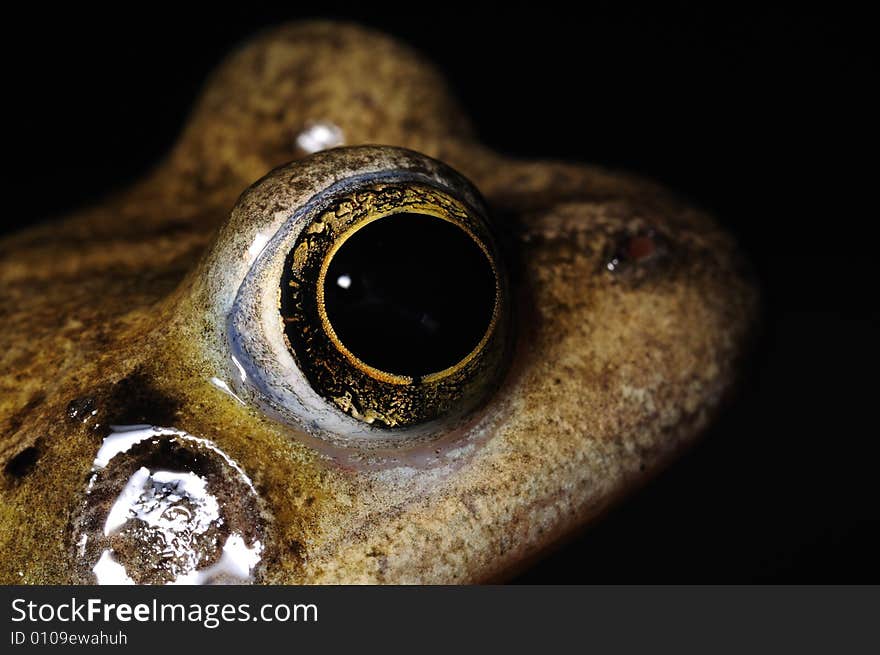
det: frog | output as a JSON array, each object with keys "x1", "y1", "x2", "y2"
[{"x1": 0, "y1": 21, "x2": 757, "y2": 584}]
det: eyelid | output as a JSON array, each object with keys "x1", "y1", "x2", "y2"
[{"x1": 194, "y1": 148, "x2": 481, "y2": 326}]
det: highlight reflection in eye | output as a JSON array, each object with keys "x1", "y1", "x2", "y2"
[{"x1": 224, "y1": 147, "x2": 512, "y2": 450}]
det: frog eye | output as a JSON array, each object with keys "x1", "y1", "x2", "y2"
[{"x1": 207, "y1": 146, "x2": 511, "y2": 450}]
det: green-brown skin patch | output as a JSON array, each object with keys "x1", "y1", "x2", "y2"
[{"x1": 0, "y1": 22, "x2": 757, "y2": 583}]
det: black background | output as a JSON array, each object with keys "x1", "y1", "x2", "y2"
[{"x1": 4, "y1": 4, "x2": 875, "y2": 581}]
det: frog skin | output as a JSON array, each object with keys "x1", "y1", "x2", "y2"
[{"x1": 0, "y1": 22, "x2": 756, "y2": 584}]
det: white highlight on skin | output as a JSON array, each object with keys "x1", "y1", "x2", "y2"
[
  {"x1": 247, "y1": 232, "x2": 271, "y2": 265},
  {"x1": 231, "y1": 356, "x2": 248, "y2": 383},
  {"x1": 167, "y1": 534, "x2": 262, "y2": 585},
  {"x1": 93, "y1": 550, "x2": 136, "y2": 585},
  {"x1": 102, "y1": 469, "x2": 219, "y2": 537},
  {"x1": 294, "y1": 120, "x2": 344, "y2": 154},
  {"x1": 86, "y1": 425, "x2": 262, "y2": 585},
  {"x1": 93, "y1": 424, "x2": 154, "y2": 468},
  {"x1": 209, "y1": 376, "x2": 246, "y2": 405}
]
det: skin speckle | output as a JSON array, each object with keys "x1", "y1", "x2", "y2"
[{"x1": 0, "y1": 21, "x2": 757, "y2": 584}]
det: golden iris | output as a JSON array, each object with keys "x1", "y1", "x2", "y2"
[{"x1": 280, "y1": 183, "x2": 509, "y2": 428}]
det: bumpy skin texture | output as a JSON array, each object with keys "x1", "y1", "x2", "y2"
[{"x1": 0, "y1": 22, "x2": 756, "y2": 583}]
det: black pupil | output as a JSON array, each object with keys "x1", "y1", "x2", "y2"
[{"x1": 323, "y1": 212, "x2": 496, "y2": 378}]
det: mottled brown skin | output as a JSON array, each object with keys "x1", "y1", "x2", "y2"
[{"x1": 0, "y1": 22, "x2": 756, "y2": 583}]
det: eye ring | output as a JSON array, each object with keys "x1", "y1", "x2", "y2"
[
  {"x1": 206, "y1": 146, "x2": 512, "y2": 451},
  {"x1": 280, "y1": 181, "x2": 508, "y2": 429}
]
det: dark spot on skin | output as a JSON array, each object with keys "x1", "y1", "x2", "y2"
[
  {"x1": 625, "y1": 234, "x2": 658, "y2": 261},
  {"x1": 605, "y1": 228, "x2": 671, "y2": 278},
  {"x1": 288, "y1": 540, "x2": 305, "y2": 561},
  {"x1": 104, "y1": 369, "x2": 181, "y2": 426},
  {"x1": 5, "y1": 446, "x2": 39, "y2": 478},
  {"x1": 366, "y1": 547, "x2": 389, "y2": 576}
]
